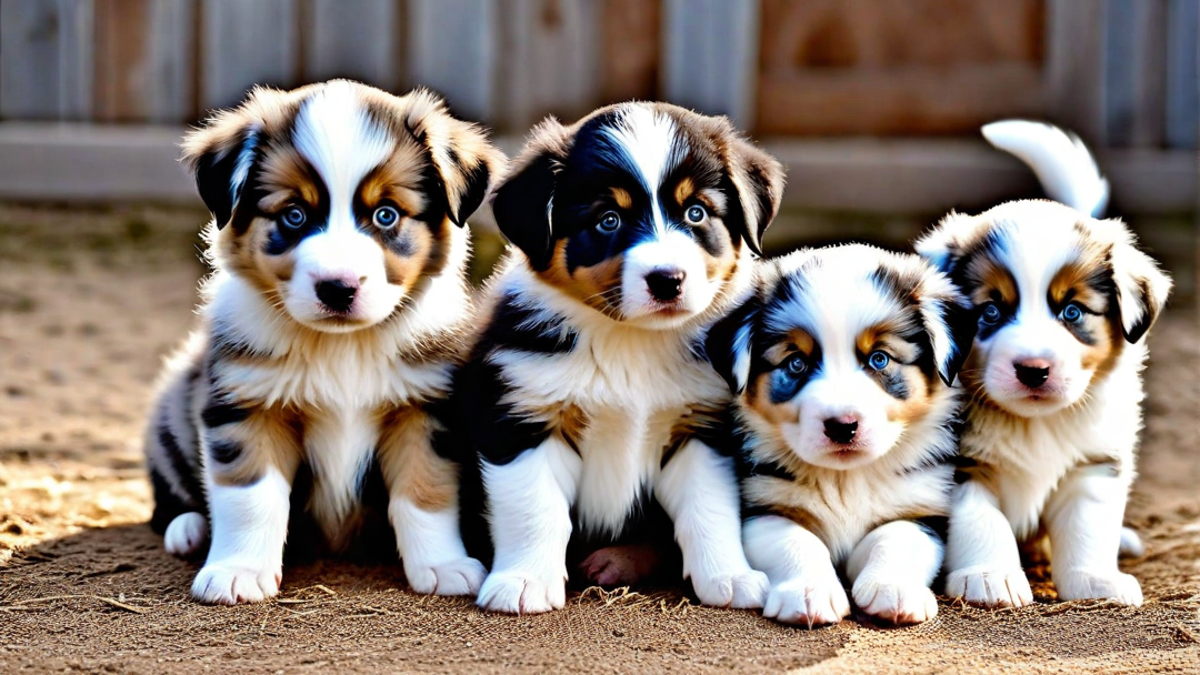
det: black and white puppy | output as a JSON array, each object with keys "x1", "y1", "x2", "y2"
[
  {"x1": 144, "y1": 81, "x2": 504, "y2": 603},
  {"x1": 451, "y1": 102, "x2": 785, "y2": 614},
  {"x1": 917, "y1": 121, "x2": 1172, "y2": 607},
  {"x1": 706, "y1": 245, "x2": 975, "y2": 626}
]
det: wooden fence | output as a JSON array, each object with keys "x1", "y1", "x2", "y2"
[{"x1": 1, "y1": 0, "x2": 1196, "y2": 148}]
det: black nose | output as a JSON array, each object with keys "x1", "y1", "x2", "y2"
[
  {"x1": 823, "y1": 418, "x2": 858, "y2": 445},
  {"x1": 1014, "y1": 362, "x2": 1050, "y2": 389},
  {"x1": 646, "y1": 269, "x2": 686, "y2": 302},
  {"x1": 315, "y1": 279, "x2": 358, "y2": 313}
]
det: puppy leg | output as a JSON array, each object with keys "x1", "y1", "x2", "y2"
[
  {"x1": 944, "y1": 480, "x2": 1033, "y2": 608},
  {"x1": 743, "y1": 515, "x2": 848, "y2": 626},
  {"x1": 846, "y1": 520, "x2": 942, "y2": 624},
  {"x1": 477, "y1": 435, "x2": 580, "y2": 614},
  {"x1": 379, "y1": 408, "x2": 485, "y2": 597},
  {"x1": 1045, "y1": 465, "x2": 1142, "y2": 605},
  {"x1": 657, "y1": 439, "x2": 768, "y2": 609}
]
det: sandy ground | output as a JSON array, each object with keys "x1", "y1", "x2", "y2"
[{"x1": 1, "y1": 204, "x2": 1198, "y2": 674}]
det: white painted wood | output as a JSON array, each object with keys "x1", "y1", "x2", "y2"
[
  {"x1": 201, "y1": 0, "x2": 298, "y2": 112},
  {"x1": 662, "y1": 0, "x2": 758, "y2": 128},
  {"x1": 407, "y1": 0, "x2": 495, "y2": 121},
  {"x1": 305, "y1": 0, "x2": 400, "y2": 90},
  {"x1": 1166, "y1": 0, "x2": 1199, "y2": 149},
  {"x1": 0, "y1": 0, "x2": 94, "y2": 121}
]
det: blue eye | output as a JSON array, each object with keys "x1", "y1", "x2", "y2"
[
  {"x1": 980, "y1": 302, "x2": 1003, "y2": 325},
  {"x1": 685, "y1": 204, "x2": 707, "y2": 224},
  {"x1": 868, "y1": 351, "x2": 890, "y2": 371},
  {"x1": 784, "y1": 354, "x2": 807, "y2": 377},
  {"x1": 373, "y1": 205, "x2": 400, "y2": 230},
  {"x1": 597, "y1": 211, "x2": 621, "y2": 233},
  {"x1": 1061, "y1": 302, "x2": 1084, "y2": 324},
  {"x1": 281, "y1": 205, "x2": 307, "y2": 229}
]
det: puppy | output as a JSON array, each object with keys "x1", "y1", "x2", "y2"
[
  {"x1": 705, "y1": 245, "x2": 976, "y2": 626},
  {"x1": 917, "y1": 121, "x2": 1172, "y2": 607},
  {"x1": 448, "y1": 102, "x2": 785, "y2": 614},
  {"x1": 144, "y1": 81, "x2": 504, "y2": 604}
]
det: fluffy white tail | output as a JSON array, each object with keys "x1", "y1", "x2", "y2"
[{"x1": 982, "y1": 120, "x2": 1109, "y2": 217}]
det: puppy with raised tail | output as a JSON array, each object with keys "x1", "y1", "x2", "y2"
[
  {"x1": 449, "y1": 102, "x2": 785, "y2": 614},
  {"x1": 144, "y1": 81, "x2": 504, "y2": 604},
  {"x1": 706, "y1": 245, "x2": 976, "y2": 626},
  {"x1": 918, "y1": 121, "x2": 1172, "y2": 607}
]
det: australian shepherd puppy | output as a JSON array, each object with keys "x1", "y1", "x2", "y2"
[
  {"x1": 705, "y1": 245, "x2": 976, "y2": 626},
  {"x1": 448, "y1": 102, "x2": 785, "y2": 614},
  {"x1": 144, "y1": 81, "x2": 504, "y2": 604},
  {"x1": 916, "y1": 121, "x2": 1172, "y2": 607}
]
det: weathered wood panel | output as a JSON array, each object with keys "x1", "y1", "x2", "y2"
[
  {"x1": 93, "y1": 0, "x2": 195, "y2": 123},
  {"x1": 1046, "y1": 0, "x2": 1106, "y2": 145},
  {"x1": 663, "y1": 0, "x2": 758, "y2": 127},
  {"x1": 201, "y1": 0, "x2": 299, "y2": 112},
  {"x1": 407, "y1": 0, "x2": 495, "y2": 121},
  {"x1": 304, "y1": 0, "x2": 402, "y2": 90},
  {"x1": 0, "y1": 0, "x2": 94, "y2": 121},
  {"x1": 1166, "y1": 0, "x2": 1199, "y2": 149},
  {"x1": 598, "y1": 0, "x2": 659, "y2": 105},
  {"x1": 1105, "y1": 0, "x2": 1167, "y2": 148}
]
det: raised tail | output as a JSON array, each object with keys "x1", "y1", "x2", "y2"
[{"x1": 982, "y1": 120, "x2": 1109, "y2": 218}]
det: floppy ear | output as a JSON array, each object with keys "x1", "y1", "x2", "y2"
[
  {"x1": 724, "y1": 135, "x2": 785, "y2": 256},
  {"x1": 1102, "y1": 220, "x2": 1172, "y2": 343},
  {"x1": 916, "y1": 272, "x2": 979, "y2": 386},
  {"x1": 704, "y1": 294, "x2": 759, "y2": 395},
  {"x1": 181, "y1": 111, "x2": 262, "y2": 229},
  {"x1": 402, "y1": 89, "x2": 507, "y2": 226},
  {"x1": 490, "y1": 117, "x2": 573, "y2": 270},
  {"x1": 914, "y1": 211, "x2": 992, "y2": 275}
]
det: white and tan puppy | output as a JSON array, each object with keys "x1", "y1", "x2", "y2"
[
  {"x1": 706, "y1": 245, "x2": 976, "y2": 626},
  {"x1": 917, "y1": 121, "x2": 1172, "y2": 607},
  {"x1": 144, "y1": 81, "x2": 504, "y2": 604}
]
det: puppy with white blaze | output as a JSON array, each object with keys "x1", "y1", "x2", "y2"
[
  {"x1": 446, "y1": 102, "x2": 785, "y2": 614},
  {"x1": 143, "y1": 81, "x2": 505, "y2": 604},
  {"x1": 705, "y1": 245, "x2": 976, "y2": 626},
  {"x1": 917, "y1": 120, "x2": 1172, "y2": 608}
]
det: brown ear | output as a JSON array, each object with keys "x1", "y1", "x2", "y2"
[
  {"x1": 402, "y1": 89, "x2": 507, "y2": 226},
  {"x1": 724, "y1": 132, "x2": 785, "y2": 256},
  {"x1": 490, "y1": 117, "x2": 574, "y2": 269}
]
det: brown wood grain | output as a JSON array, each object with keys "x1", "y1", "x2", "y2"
[{"x1": 599, "y1": 0, "x2": 660, "y2": 105}]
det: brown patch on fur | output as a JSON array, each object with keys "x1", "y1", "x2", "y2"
[
  {"x1": 376, "y1": 406, "x2": 457, "y2": 512},
  {"x1": 746, "y1": 371, "x2": 801, "y2": 426},
  {"x1": 611, "y1": 187, "x2": 633, "y2": 210},
  {"x1": 884, "y1": 364, "x2": 934, "y2": 425},
  {"x1": 967, "y1": 255, "x2": 1019, "y2": 307},
  {"x1": 673, "y1": 177, "x2": 695, "y2": 207},
  {"x1": 536, "y1": 239, "x2": 625, "y2": 315},
  {"x1": 208, "y1": 402, "x2": 304, "y2": 487}
]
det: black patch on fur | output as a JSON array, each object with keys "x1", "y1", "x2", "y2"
[
  {"x1": 703, "y1": 296, "x2": 758, "y2": 394},
  {"x1": 200, "y1": 398, "x2": 251, "y2": 428},
  {"x1": 1121, "y1": 276, "x2": 1155, "y2": 343},
  {"x1": 451, "y1": 160, "x2": 492, "y2": 226},
  {"x1": 492, "y1": 152, "x2": 559, "y2": 270},
  {"x1": 193, "y1": 129, "x2": 259, "y2": 228},
  {"x1": 149, "y1": 467, "x2": 200, "y2": 534},
  {"x1": 208, "y1": 440, "x2": 243, "y2": 465},
  {"x1": 157, "y1": 423, "x2": 204, "y2": 507},
  {"x1": 938, "y1": 299, "x2": 979, "y2": 385}
]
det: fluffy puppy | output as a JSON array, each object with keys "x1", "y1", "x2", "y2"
[
  {"x1": 144, "y1": 81, "x2": 504, "y2": 604},
  {"x1": 705, "y1": 245, "x2": 976, "y2": 626},
  {"x1": 917, "y1": 121, "x2": 1172, "y2": 607},
  {"x1": 450, "y1": 102, "x2": 785, "y2": 614}
]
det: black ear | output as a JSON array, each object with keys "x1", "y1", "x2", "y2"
[
  {"x1": 490, "y1": 118, "x2": 572, "y2": 270},
  {"x1": 936, "y1": 298, "x2": 979, "y2": 386},
  {"x1": 725, "y1": 135, "x2": 785, "y2": 256},
  {"x1": 704, "y1": 296, "x2": 758, "y2": 395},
  {"x1": 182, "y1": 125, "x2": 260, "y2": 229},
  {"x1": 1101, "y1": 219, "x2": 1173, "y2": 343}
]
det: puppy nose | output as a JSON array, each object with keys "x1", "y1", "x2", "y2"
[
  {"x1": 823, "y1": 416, "x2": 859, "y2": 445},
  {"x1": 315, "y1": 279, "x2": 358, "y2": 313},
  {"x1": 1014, "y1": 359, "x2": 1051, "y2": 389},
  {"x1": 645, "y1": 268, "x2": 686, "y2": 302}
]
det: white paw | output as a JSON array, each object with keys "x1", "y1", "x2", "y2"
[
  {"x1": 852, "y1": 576, "x2": 938, "y2": 625},
  {"x1": 945, "y1": 565, "x2": 1033, "y2": 608},
  {"x1": 476, "y1": 568, "x2": 565, "y2": 614},
  {"x1": 763, "y1": 576, "x2": 850, "y2": 627},
  {"x1": 405, "y1": 556, "x2": 487, "y2": 597},
  {"x1": 1054, "y1": 568, "x2": 1143, "y2": 606},
  {"x1": 691, "y1": 568, "x2": 770, "y2": 609},
  {"x1": 164, "y1": 512, "x2": 209, "y2": 558},
  {"x1": 191, "y1": 562, "x2": 281, "y2": 605}
]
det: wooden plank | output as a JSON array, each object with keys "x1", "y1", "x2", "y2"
[
  {"x1": 0, "y1": 0, "x2": 94, "y2": 121},
  {"x1": 304, "y1": 0, "x2": 401, "y2": 90},
  {"x1": 407, "y1": 0, "x2": 495, "y2": 122},
  {"x1": 1105, "y1": 0, "x2": 1167, "y2": 147},
  {"x1": 201, "y1": 0, "x2": 298, "y2": 112},
  {"x1": 495, "y1": 0, "x2": 599, "y2": 130},
  {"x1": 1166, "y1": 0, "x2": 1199, "y2": 149},
  {"x1": 1045, "y1": 0, "x2": 1107, "y2": 146},
  {"x1": 598, "y1": 0, "x2": 659, "y2": 105},
  {"x1": 662, "y1": 0, "x2": 758, "y2": 127}
]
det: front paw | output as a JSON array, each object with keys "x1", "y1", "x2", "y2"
[
  {"x1": 405, "y1": 556, "x2": 487, "y2": 597},
  {"x1": 945, "y1": 565, "x2": 1033, "y2": 608},
  {"x1": 191, "y1": 561, "x2": 281, "y2": 604},
  {"x1": 1054, "y1": 569, "x2": 1142, "y2": 606},
  {"x1": 691, "y1": 568, "x2": 769, "y2": 609},
  {"x1": 763, "y1": 577, "x2": 850, "y2": 627},
  {"x1": 477, "y1": 568, "x2": 565, "y2": 614},
  {"x1": 164, "y1": 512, "x2": 209, "y2": 558},
  {"x1": 852, "y1": 576, "x2": 938, "y2": 625}
]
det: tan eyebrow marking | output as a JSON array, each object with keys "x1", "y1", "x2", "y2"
[{"x1": 611, "y1": 187, "x2": 633, "y2": 210}]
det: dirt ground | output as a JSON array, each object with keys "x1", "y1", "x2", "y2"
[{"x1": 1, "y1": 204, "x2": 1198, "y2": 674}]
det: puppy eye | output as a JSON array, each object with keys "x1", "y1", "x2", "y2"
[
  {"x1": 784, "y1": 354, "x2": 808, "y2": 376},
  {"x1": 1061, "y1": 302, "x2": 1084, "y2": 324},
  {"x1": 597, "y1": 211, "x2": 621, "y2": 233},
  {"x1": 685, "y1": 204, "x2": 707, "y2": 224},
  {"x1": 867, "y1": 351, "x2": 890, "y2": 371},
  {"x1": 373, "y1": 205, "x2": 400, "y2": 230},
  {"x1": 281, "y1": 205, "x2": 307, "y2": 229},
  {"x1": 980, "y1": 302, "x2": 1003, "y2": 325}
]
